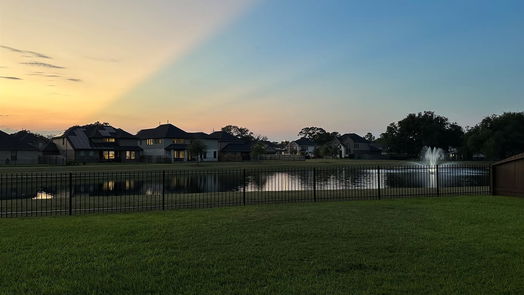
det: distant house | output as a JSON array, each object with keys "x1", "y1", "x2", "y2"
[
  {"x1": 288, "y1": 137, "x2": 316, "y2": 158},
  {"x1": 52, "y1": 123, "x2": 142, "y2": 163},
  {"x1": 339, "y1": 133, "x2": 382, "y2": 159},
  {"x1": 137, "y1": 124, "x2": 218, "y2": 163},
  {"x1": 0, "y1": 131, "x2": 41, "y2": 165},
  {"x1": 11, "y1": 130, "x2": 63, "y2": 164},
  {"x1": 208, "y1": 131, "x2": 252, "y2": 161},
  {"x1": 326, "y1": 137, "x2": 347, "y2": 158}
]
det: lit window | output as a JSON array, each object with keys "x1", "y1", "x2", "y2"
[
  {"x1": 146, "y1": 139, "x2": 154, "y2": 145},
  {"x1": 103, "y1": 138, "x2": 116, "y2": 142},
  {"x1": 174, "y1": 150, "x2": 185, "y2": 159},
  {"x1": 125, "y1": 151, "x2": 136, "y2": 160},
  {"x1": 172, "y1": 139, "x2": 185, "y2": 144},
  {"x1": 103, "y1": 151, "x2": 115, "y2": 160}
]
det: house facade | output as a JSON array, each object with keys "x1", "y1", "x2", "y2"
[
  {"x1": 0, "y1": 131, "x2": 41, "y2": 165},
  {"x1": 339, "y1": 133, "x2": 382, "y2": 159},
  {"x1": 208, "y1": 131, "x2": 251, "y2": 161},
  {"x1": 287, "y1": 137, "x2": 316, "y2": 158},
  {"x1": 52, "y1": 123, "x2": 142, "y2": 163},
  {"x1": 137, "y1": 124, "x2": 218, "y2": 163}
]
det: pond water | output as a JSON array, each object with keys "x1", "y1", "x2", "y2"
[{"x1": 0, "y1": 164, "x2": 490, "y2": 200}]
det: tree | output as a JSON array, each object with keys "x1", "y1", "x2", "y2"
[
  {"x1": 464, "y1": 112, "x2": 524, "y2": 160},
  {"x1": 298, "y1": 127, "x2": 338, "y2": 145},
  {"x1": 251, "y1": 142, "x2": 266, "y2": 160},
  {"x1": 379, "y1": 111, "x2": 464, "y2": 157},
  {"x1": 221, "y1": 125, "x2": 254, "y2": 142},
  {"x1": 188, "y1": 140, "x2": 207, "y2": 162},
  {"x1": 364, "y1": 132, "x2": 375, "y2": 142}
]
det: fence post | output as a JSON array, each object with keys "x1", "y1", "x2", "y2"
[
  {"x1": 490, "y1": 164, "x2": 495, "y2": 196},
  {"x1": 162, "y1": 170, "x2": 165, "y2": 210},
  {"x1": 436, "y1": 164, "x2": 440, "y2": 197},
  {"x1": 377, "y1": 166, "x2": 381, "y2": 200},
  {"x1": 242, "y1": 169, "x2": 246, "y2": 206},
  {"x1": 68, "y1": 172, "x2": 73, "y2": 216},
  {"x1": 313, "y1": 168, "x2": 317, "y2": 202}
]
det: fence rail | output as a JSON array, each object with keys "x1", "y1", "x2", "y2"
[{"x1": 0, "y1": 164, "x2": 491, "y2": 218}]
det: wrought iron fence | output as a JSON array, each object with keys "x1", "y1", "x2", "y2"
[{"x1": 0, "y1": 164, "x2": 491, "y2": 217}]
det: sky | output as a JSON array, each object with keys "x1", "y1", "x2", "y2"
[{"x1": 1, "y1": 0, "x2": 523, "y2": 141}]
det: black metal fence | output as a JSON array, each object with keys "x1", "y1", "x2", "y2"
[{"x1": 0, "y1": 164, "x2": 491, "y2": 218}]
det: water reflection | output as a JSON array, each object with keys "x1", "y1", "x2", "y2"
[{"x1": 0, "y1": 166, "x2": 489, "y2": 200}]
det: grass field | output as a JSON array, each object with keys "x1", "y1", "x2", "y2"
[
  {"x1": 0, "y1": 195, "x2": 522, "y2": 294},
  {"x1": 0, "y1": 159, "x2": 491, "y2": 173}
]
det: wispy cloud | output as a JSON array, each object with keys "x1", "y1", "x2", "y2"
[
  {"x1": 67, "y1": 78, "x2": 82, "y2": 82},
  {"x1": 0, "y1": 45, "x2": 51, "y2": 59},
  {"x1": 0, "y1": 76, "x2": 22, "y2": 80},
  {"x1": 21, "y1": 61, "x2": 65, "y2": 69},
  {"x1": 0, "y1": 114, "x2": 9, "y2": 117}
]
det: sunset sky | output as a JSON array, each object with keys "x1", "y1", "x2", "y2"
[{"x1": 1, "y1": 0, "x2": 523, "y2": 140}]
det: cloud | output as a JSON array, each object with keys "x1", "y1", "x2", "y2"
[
  {"x1": 67, "y1": 78, "x2": 82, "y2": 82},
  {"x1": 45, "y1": 74, "x2": 61, "y2": 78},
  {"x1": 0, "y1": 114, "x2": 9, "y2": 117},
  {"x1": 0, "y1": 45, "x2": 51, "y2": 59},
  {"x1": 21, "y1": 61, "x2": 65, "y2": 69},
  {"x1": 0, "y1": 76, "x2": 22, "y2": 80}
]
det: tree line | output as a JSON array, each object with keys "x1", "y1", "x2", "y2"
[{"x1": 376, "y1": 111, "x2": 524, "y2": 160}]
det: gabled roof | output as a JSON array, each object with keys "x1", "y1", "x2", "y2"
[
  {"x1": 56, "y1": 123, "x2": 138, "y2": 150},
  {"x1": 0, "y1": 130, "x2": 39, "y2": 151},
  {"x1": 293, "y1": 137, "x2": 315, "y2": 146},
  {"x1": 340, "y1": 133, "x2": 369, "y2": 144},
  {"x1": 10, "y1": 130, "x2": 50, "y2": 150},
  {"x1": 136, "y1": 124, "x2": 189, "y2": 139},
  {"x1": 221, "y1": 143, "x2": 252, "y2": 153},
  {"x1": 83, "y1": 124, "x2": 136, "y2": 139}
]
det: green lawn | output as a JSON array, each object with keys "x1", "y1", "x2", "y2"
[
  {"x1": 0, "y1": 159, "x2": 492, "y2": 173},
  {"x1": 1, "y1": 196, "x2": 522, "y2": 294}
]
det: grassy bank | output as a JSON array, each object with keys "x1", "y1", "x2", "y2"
[
  {"x1": 0, "y1": 196, "x2": 522, "y2": 294},
  {"x1": 0, "y1": 159, "x2": 491, "y2": 173}
]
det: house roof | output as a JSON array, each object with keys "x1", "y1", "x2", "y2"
[
  {"x1": 293, "y1": 137, "x2": 315, "y2": 146},
  {"x1": 221, "y1": 143, "x2": 252, "y2": 153},
  {"x1": 136, "y1": 124, "x2": 189, "y2": 139},
  {"x1": 0, "y1": 130, "x2": 39, "y2": 151},
  {"x1": 340, "y1": 133, "x2": 369, "y2": 144},
  {"x1": 56, "y1": 123, "x2": 139, "y2": 150},
  {"x1": 208, "y1": 131, "x2": 241, "y2": 142},
  {"x1": 188, "y1": 132, "x2": 212, "y2": 140}
]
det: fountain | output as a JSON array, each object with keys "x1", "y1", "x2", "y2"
[{"x1": 421, "y1": 146, "x2": 445, "y2": 173}]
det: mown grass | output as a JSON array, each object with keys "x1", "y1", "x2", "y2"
[{"x1": 0, "y1": 196, "x2": 522, "y2": 295}]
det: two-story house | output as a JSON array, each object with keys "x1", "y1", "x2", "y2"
[
  {"x1": 137, "y1": 124, "x2": 218, "y2": 163},
  {"x1": 52, "y1": 123, "x2": 142, "y2": 163},
  {"x1": 287, "y1": 137, "x2": 316, "y2": 158},
  {"x1": 339, "y1": 133, "x2": 381, "y2": 159}
]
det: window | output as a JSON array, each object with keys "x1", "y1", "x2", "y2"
[
  {"x1": 355, "y1": 143, "x2": 359, "y2": 149},
  {"x1": 146, "y1": 139, "x2": 162, "y2": 145},
  {"x1": 172, "y1": 138, "x2": 185, "y2": 144},
  {"x1": 125, "y1": 151, "x2": 136, "y2": 160},
  {"x1": 10, "y1": 151, "x2": 17, "y2": 161},
  {"x1": 103, "y1": 150, "x2": 115, "y2": 160},
  {"x1": 203, "y1": 152, "x2": 207, "y2": 159},
  {"x1": 213, "y1": 151, "x2": 217, "y2": 159},
  {"x1": 103, "y1": 137, "x2": 116, "y2": 142},
  {"x1": 174, "y1": 150, "x2": 185, "y2": 159}
]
